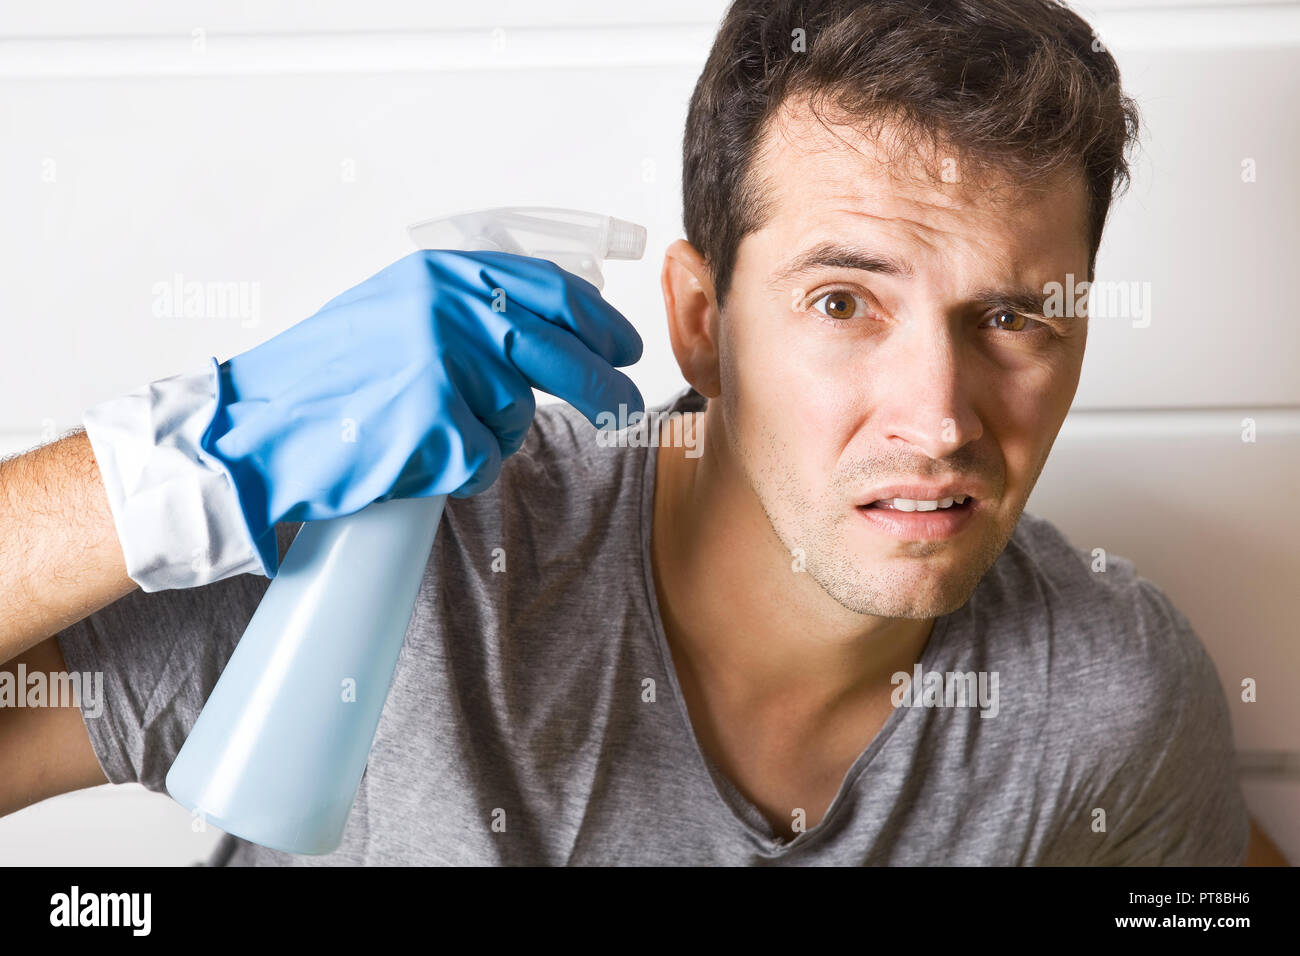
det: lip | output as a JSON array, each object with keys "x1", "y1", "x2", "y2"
[
  {"x1": 855, "y1": 497, "x2": 980, "y2": 541},
  {"x1": 855, "y1": 484, "x2": 983, "y2": 507}
]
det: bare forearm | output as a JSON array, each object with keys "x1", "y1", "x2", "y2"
[{"x1": 0, "y1": 429, "x2": 136, "y2": 663}]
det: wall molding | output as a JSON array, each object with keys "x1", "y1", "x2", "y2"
[
  {"x1": 1237, "y1": 750, "x2": 1300, "y2": 779},
  {"x1": 0, "y1": 25, "x2": 717, "y2": 78},
  {"x1": 1059, "y1": 407, "x2": 1300, "y2": 438},
  {"x1": 0, "y1": 5, "x2": 1297, "y2": 79}
]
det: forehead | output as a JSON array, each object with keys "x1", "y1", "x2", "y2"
[{"x1": 748, "y1": 99, "x2": 1090, "y2": 274}]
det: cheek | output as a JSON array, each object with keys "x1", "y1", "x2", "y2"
[
  {"x1": 983, "y1": 352, "x2": 1079, "y2": 487},
  {"x1": 723, "y1": 301, "x2": 861, "y2": 493}
]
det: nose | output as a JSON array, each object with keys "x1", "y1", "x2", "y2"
[{"x1": 874, "y1": 318, "x2": 982, "y2": 459}]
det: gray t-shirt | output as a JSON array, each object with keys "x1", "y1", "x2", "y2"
[{"x1": 56, "y1": 385, "x2": 1250, "y2": 865}]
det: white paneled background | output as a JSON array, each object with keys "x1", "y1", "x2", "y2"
[{"x1": 0, "y1": 0, "x2": 1295, "y2": 864}]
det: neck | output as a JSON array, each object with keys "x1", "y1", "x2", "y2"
[{"x1": 651, "y1": 403, "x2": 935, "y2": 712}]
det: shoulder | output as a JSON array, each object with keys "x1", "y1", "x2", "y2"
[
  {"x1": 986, "y1": 513, "x2": 1247, "y2": 864},
  {"x1": 432, "y1": 391, "x2": 690, "y2": 574},
  {"x1": 444, "y1": 399, "x2": 624, "y2": 519},
  {"x1": 443, "y1": 386, "x2": 704, "y2": 519},
  {"x1": 988, "y1": 510, "x2": 1227, "y2": 759},
  {"x1": 993, "y1": 510, "x2": 1207, "y2": 672}
]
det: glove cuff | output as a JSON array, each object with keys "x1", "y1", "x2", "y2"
[{"x1": 82, "y1": 357, "x2": 277, "y2": 591}]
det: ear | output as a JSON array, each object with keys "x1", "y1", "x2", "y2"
[{"x1": 660, "y1": 238, "x2": 722, "y2": 399}]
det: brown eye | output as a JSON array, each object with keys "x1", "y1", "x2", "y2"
[
  {"x1": 814, "y1": 290, "x2": 859, "y2": 320},
  {"x1": 990, "y1": 309, "x2": 1027, "y2": 332}
]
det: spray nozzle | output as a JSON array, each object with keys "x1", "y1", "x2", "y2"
[
  {"x1": 602, "y1": 216, "x2": 647, "y2": 260},
  {"x1": 408, "y1": 206, "x2": 646, "y2": 291}
]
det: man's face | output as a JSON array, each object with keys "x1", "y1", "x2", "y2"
[{"x1": 716, "y1": 104, "x2": 1091, "y2": 619}]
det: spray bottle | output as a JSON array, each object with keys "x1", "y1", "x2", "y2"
[{"x1": 164, "y1": 207, "x2": 647, "y2": 854}]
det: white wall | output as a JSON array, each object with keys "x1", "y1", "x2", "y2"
[{"x1": 0, "y1": 0, "x2": 1296, "y2": 864}]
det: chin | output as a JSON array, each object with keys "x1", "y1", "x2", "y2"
[
  {"x1": 806, "y1": 548, "x2": 981, "y2": 619},
  {"x1": 824, "y1": 584, "x2": 966, "y2": 620}
]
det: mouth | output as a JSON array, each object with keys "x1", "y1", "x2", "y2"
[
  {"x1": 855, "y1": 495, "x2": 980, "y2": 541},
  {"x1": 861, "y1": 494, "x2": 974, "y2": 512}
]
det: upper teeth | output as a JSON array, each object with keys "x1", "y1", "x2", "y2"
[{"x1": 877, "y1": 495, "x2": 968, "y2": 511}]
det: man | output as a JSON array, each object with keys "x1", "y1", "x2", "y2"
[{"x1": 0, "y1": 0, "x2": 1287, "y2": 864}]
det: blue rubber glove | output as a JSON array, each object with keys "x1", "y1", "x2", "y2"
[{"x1": 200, "y1": 249, "x2": 644, "y2": 576}]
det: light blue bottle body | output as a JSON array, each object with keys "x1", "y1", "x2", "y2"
[
  {"x1": 165, "y1": 495, "x2": 444, "y2": 854},
  {"x1": 165, "y1": 207, "x2": 645, "y2": 855}
]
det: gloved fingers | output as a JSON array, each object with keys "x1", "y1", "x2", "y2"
[
  {"x1": 480, "y1": 390, "x2": 537, "y2": 460},
  {"x1": 503, "y1": 307, "x2": 645, "y2": 430},
  {"x1": 443, "y1": 353, "x2": 538, "y2": 461},
  {"x1": 434, "y1": 405, "x2": 499, "y2": 502},
  {"x1": 396, "y1": 387, "x2": 505, "y2": 500},
  {"x1": 454, "y1": 251, "x2": 644, "y2": 369}
]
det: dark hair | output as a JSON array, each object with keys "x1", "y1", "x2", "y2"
[{"x1": 682, "y1": 0, "x2": 1141, "y2": 308}]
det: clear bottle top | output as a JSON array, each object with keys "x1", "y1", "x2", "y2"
[{"x1": 408, "y1": 206, "x2": 647, "y2": 291}]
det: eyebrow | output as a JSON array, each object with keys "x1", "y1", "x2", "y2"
[
  {"x1": 770, "y1": 240, "x2": 1064, "y2": 319},
  {"x1": 967, "y1": 286, "x2": 1055, "y2": 318},
  {"x1": 768, "y1": 241, "x2": 914, "y2": 290}
]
